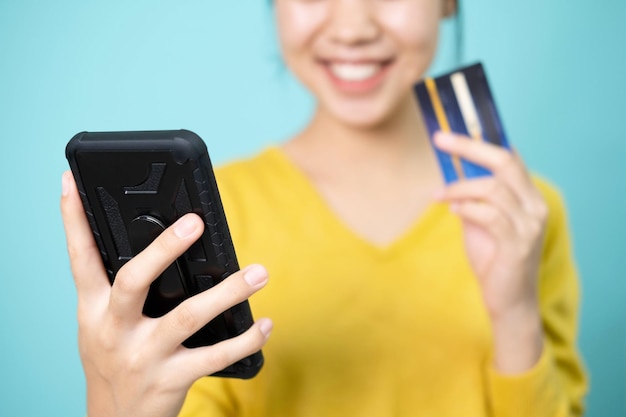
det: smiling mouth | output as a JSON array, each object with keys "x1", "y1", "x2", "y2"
[
  {"x1": 320, "y1": 59, "x2": 394, "y2": 93},
  {"x1": 329, "y1": 62, "x2": 382, "y2": 81},
  {"x1": 324, "y1": 60, "x2": 393, "y2": 82}
]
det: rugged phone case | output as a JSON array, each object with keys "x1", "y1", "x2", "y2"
[{"x1": 66, "y1": 129, "x2": 263, "y2": 379}]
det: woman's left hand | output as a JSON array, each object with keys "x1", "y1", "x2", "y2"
[{"x1": 433, "y1": 131, "x2": 546, "y2": 373}]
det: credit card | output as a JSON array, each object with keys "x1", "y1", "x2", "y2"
[{"x1": 414, "y1": 63, "x2": 510, "y2": 184}]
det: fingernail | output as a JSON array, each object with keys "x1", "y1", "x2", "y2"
[
  {"x1": 174, "y1": 215, "x2": 199, "y2": 238},
  {"x1": 258, "y1": 318, "x2": 273, "y2": 337},
  {"x1": 61, "y1": 171, "x2": 71, "y2": 196},
  {"x1": 243, "y1": 264, "x2": 268, "y2": 287}
]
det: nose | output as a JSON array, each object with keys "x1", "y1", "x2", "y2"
[{"x1": 328, "y1": 0, "x2": 379, "y2": 46}]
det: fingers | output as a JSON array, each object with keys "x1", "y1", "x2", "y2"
[
  {"x1": 60, "y1": 171, "x2": 110, "y2": 303},
  {"x1": 434, "y1": 131, "x2": 517, "y2": 170},
  {"x1": 451, "y1": 200, "x2": 516, "y2": 239},
  {"x1": 432, "y1": 131, "x2": 549, "y2": 248},
  {"x1": 172, "y1": 317, "x2": 273, "y2": 382},
  {"x1": 157, "y1": 264, "x2": 270, "y2": 350},
  {"x1": 437, "y1": 176, "x2": 522, "y2": 218},
  {"x1": 428, "y1": 133, "x2": 548, "y2": 250},
  {"x1": 109, "y1": 213, "x2": 205, "y2": 321},
  {"x1": 433, "y1": 132, "x2": 547, "y2": 214},
  {"x1": 158, "y1": 264, "x2": 272, "y2": 384},
  {"x1": 434, "y1": 131, "x2": 536, "y2": 203}
]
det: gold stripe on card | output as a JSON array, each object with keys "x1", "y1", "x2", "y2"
[{"x1": 425, "y1": 78, "x2": 463, "y2": 179}]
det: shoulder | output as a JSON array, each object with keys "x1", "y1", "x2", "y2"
[
  {"x1": 214, "y1": 145, "x2": 278, "y2": 203},
  {"x1": 215, "y1": 147, "x2": 278, "y2": 185},
  {"x1": 214, "y1": 146, "x2": 292, "y2": 197},
  {"x1": 214, "y1": 147, "x2": 281, "y2": 205},
  {"x1": 212, "y1": 146, "x2": 299, "y2": 246}
]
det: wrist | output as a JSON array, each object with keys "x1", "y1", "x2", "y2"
[
  {"x1": 490, "y1": 302, "x2": 544, "y2": 375},
  {"x1": 86, "y1": 381, "x2": 116, "y2": 417}
]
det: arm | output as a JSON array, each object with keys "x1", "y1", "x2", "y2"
[
  {"x1": 486, "y1": 180, "x2": 587, "y2": 417},
  {"x1": 434, "y1": 133, "x2": 587, "y2": 416}
]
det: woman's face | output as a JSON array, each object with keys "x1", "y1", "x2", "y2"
[{"x1": 275, "y1": 0, "x2": 454, "y2": 129}]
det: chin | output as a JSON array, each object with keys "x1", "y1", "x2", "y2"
[
  {"x1": 335, "y1": 110, "x2": 392, "y2": 130},
  {"x1": 323, "y1": 93, "x2": 412, "y2": 131}
]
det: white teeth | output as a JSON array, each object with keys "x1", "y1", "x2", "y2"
[{"x1": 329, "y1": 63, "x2": 381, "y2": 82}]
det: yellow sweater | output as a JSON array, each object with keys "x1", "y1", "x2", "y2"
[{"x1": 179, "y1": 147, "x2": 586, "y2": 417}]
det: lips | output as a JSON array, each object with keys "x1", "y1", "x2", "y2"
[{"x1": 320, "y1": 59, "x2": 394, "y2": 94}]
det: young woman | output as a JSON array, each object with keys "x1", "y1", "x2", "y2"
[{"x1": 60, "y1": 1, "x2": 586, "y2": 416}]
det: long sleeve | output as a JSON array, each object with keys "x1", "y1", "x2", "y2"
[{"x1": 486, "y1": 179, "x2": 588, "y2": 417}]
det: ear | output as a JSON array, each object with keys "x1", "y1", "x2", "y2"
[{"x1": 442, "y1": 0, "x2": 458, "y2": 18}]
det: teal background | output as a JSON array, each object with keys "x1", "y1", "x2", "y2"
[{"x1": 0, "y1": 1, "x2": 624, "y2": 415}]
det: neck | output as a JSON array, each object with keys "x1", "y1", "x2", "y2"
[{"x1": 281, "y1": 92, "x2": 443, "y2": 247}]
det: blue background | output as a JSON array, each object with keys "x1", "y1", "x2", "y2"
[{"x1": 0, "y1": 1, "x2": 624, "y2": 415}]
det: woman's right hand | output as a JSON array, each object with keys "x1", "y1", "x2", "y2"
[{"x1": 60, "y1": 171, "x2": 272, "y2": 417}]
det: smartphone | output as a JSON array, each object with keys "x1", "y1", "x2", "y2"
[{"x1": 65, "y1": 129, "x2": 263, "y2": 379}]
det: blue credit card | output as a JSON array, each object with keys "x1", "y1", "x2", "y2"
[{"x1": 414, "y1": 63, "x2": 510, "y2": 184}]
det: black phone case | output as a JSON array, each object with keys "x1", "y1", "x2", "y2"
[{"x1": 66, "y1": 129, "x2": 263, "y2": 379}]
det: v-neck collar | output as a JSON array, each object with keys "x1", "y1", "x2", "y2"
[{"x1": 263, "y1": 146, "x2": 450, "y2": 258}]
